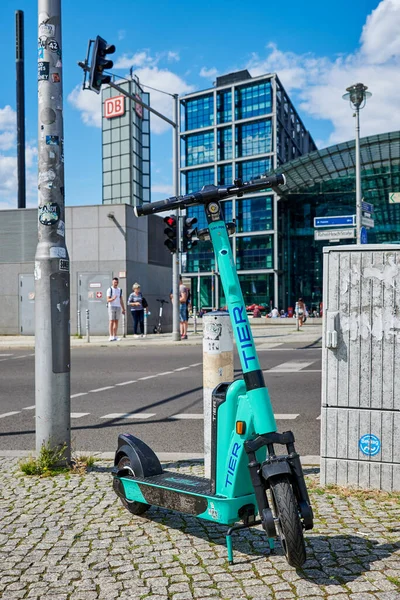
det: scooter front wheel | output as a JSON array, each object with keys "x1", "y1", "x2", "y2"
[
  {"x1": 116, "y1": 455, "x2": 150, "y2": 515},
  {"x1": 269, "y1": 477, "x2": 306, "y2": 568}
]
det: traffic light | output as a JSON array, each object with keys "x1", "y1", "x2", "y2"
[
  {"x1": 163, "y1": 215, "x2": 177, "y2": 253},
  {"x1": 183, "y1": 217, "x2": 198, "y2": 252},
  {"x1": 89, "y1": 36, "x2": 116, "y2": 93}
]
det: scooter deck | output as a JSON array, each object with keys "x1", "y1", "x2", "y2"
[{"x1": 116, "y1": 469, "x2": 256, "y2": 524}]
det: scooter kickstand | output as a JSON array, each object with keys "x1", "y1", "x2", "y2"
[
  {"x1": 268, "y1": 537, "x2": 275, "y2": 554},
  {"x1": 226, "y1": 533, "x2": 234, "y2": 565}
]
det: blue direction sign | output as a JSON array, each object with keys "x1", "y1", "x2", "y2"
[
  {"x1": 362, "y1": 201, "x2": 374, "y2": 213},
  {"x1": 360, "y1": 226, "x2": 368, "y2": 244},
  {"x1": 314, "y1": 215, "x2": 356, "y2": 228}
]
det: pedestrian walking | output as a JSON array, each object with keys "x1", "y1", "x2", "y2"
[
  {"x1": 170, "y1": 275, "x2": 189, "y2": 339},
  {"x1": 107, "y1": 277, "x2": 125, "y2": 341},
  {"x1": 297, "y1": 297, "x2": 306, "y2": 327},
  {"x1": 128, "y1": 283, "x2": 148, "y2": 338}
]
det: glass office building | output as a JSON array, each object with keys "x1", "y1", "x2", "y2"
[
  {"x1": 102, "y1": 77, "x2": 151, "y2": 207},
  {"x1": 179, "y1": 70, "x2": 316, "y2": 310},
  {"x1": 273, "y1": 130, "x2": 400, "y2": 313}
]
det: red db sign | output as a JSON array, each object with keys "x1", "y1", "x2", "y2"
[{"x1": 104, "y1": 95, "x2": 125, "y2": 119}]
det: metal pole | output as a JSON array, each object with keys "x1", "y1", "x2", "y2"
[
  {"x1": 203, "y1": 312, "x2": 233, "y2": 478},
  {"x1": 355, "y1": 107, "x2": 362, "y2": 244},
  {"x1": 16, "y1": 10, "x2": 26, "y2": 209},
  {"x1": 35, "y1": 0, "x2": 70, "y2": 460},
  {"x1": 85, "y1": 309, "x2": 90, "y2": 342},
  {"x1": 144, "y1": 307, "x2": 148, "y2": 337},
  {"x1": 77, "y1": 309, "x2": 81, "y2": 336},
  {"x1": 172, "y1": 94, "x2": 180, "y2": 341},
  {"x1": 122, "y1": 311, "x2": 126, "y2": 338}
]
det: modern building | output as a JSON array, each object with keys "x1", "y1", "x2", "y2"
[
  {"x1": 179, "y1": 70, "x2": 316, "y2": 312},
  {"x1": 101, "y1": 76, "x2": 151, "y2": 207},
  {"x1": 272, "y1": 130, "x2": 400, "y2": 312}
]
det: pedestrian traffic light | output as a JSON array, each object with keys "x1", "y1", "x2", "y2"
[
  {"x1": 183, "y1": 217, "x2": 198, "y2": 252},
  {"x1": 89, "y1": 35, "x2": 116, "y2": 93},
  {"x1": 164, "y1": 215, "x2": 177, "y2": 253}
]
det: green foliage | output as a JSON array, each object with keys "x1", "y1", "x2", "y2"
[{"x1": 19, "y1": 441, "x2": 68, "y2": 476}]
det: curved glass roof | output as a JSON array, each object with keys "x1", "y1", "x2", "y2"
[{"x1": 274, "y1": 130, "x2": 400, "y2": 193}]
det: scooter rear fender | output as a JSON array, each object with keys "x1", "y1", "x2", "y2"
[{"x1": 114, "y1": 433, "x2": 163, "y2": 478}]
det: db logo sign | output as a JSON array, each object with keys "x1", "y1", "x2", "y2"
[
  {"x1": 96, "y1": 291, "x2": 103, "y2": 299},
  {"x1": 104, "y1": 95, "x2": 125, "y2": 119}
]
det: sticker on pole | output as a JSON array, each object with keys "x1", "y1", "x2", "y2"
[{"x1": 359, "y1": 434, "x2": 381, "y2": 456}]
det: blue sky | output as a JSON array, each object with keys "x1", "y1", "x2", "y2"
[{"x1": 1, "y1": 0, "x2": 399, "y2": 209}]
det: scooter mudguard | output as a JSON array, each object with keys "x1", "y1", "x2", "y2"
[{"x1": 114, "y1": 433, "x2": 163, "y2": 477}]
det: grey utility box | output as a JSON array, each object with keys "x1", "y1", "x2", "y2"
[{"x1": 320, "y1": 244, "x2": 400, "y2": 492}]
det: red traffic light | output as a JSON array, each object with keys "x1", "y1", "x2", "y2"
[{"x1": 163, "y1": 215, "x2": 176, "y2": 227}]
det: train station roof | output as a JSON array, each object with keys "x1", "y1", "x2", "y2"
[{"x1": 274, "y1": 130, "x2": 400, "y2": 194}]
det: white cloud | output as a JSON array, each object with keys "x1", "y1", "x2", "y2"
[
  {"x1": 68, "y1": 85, "x2": 102, "y2": 128},
  {"x1": 246, "y1": 0, "x2": 400, "y2": 147},
  {"x1": 131, "y1": 66, "x2": 195, "y2": 133},
  {"x1": 167, "y1": 51, "x2": 180, "y2": 63},
  {"x1": 114, "y1": 51, "x2": 154, "y2": 69},
  {"x1": 0, "y1": 105, "x2": 16, "y2": 131},
  {"x1": 199, "y1": 66, "x2": 218, "y2": 79},
  {"x1": 0, "y1": 131, "x2": 16, "y2": 151},
  {"x1": 118, "y1": 29, "x2": 126, "y2": 41},
  {"x1": 0, "y1": 143, "x2": 37, "y2": 210}
]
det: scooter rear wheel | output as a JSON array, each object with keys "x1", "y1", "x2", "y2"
[
  {"x1": 116, "y1": 455, "x2": 150, "y2": 515},
  {"x1": 269, "y1": 477, "x2": 306, "y2": 568}
]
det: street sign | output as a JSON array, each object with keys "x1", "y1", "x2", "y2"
[
  {"x1": 314, "y1": 215, "x2": 355, "y2": 228},
  {"x1": 389, "y1": 192, "x2": 400, "y2": 203},
  {"x1": 361, "y1": 216, "x2": 375, "y2": 228},
  {"x1": 362, "y1": 201, "x2": 374, "y2": 213},
  {"x1": 314, "y1": 228, "x2": 356, "y2": 241},
  {"x1": 360, "y1": 226, "x2": 368, "y2": 244}
]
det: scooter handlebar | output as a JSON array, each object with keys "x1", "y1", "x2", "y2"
[{"x1": 134, "y1": 173, "x2": 286, "y2": 217}]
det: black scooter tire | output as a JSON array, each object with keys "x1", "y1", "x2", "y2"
[
  {"x1": 116, "y1": 455, "x2": 150, "y2": 515},
  {"x1": 269, "y1": 477, "x2": 306, "y2": 568}
]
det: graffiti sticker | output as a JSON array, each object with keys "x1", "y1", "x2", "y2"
[
  {"x1": 39, "y1": 202, "x2": 60, "y2": 225},
  {"x1": 38, "y1": 61, "x2": 50, "y2": 81}
]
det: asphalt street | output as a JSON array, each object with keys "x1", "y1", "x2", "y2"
[{"x1": 0, "y1": 340, "x2": 322, "y2": 457}]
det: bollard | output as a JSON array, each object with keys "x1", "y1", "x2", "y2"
[
  {"x1": 143, "y1": 308, "x2": 148, "y2": 337},
  {"x1": 77, "y1": 309, "x2": 81, "y2": 337},
  {"x1": 122, "y1": 312, "x2": 126, "y2": 338},
  {"x1": 203, "y1": 311, "x2": 234, "y2": 479},
  {"x1": 295, "y1": 301, "x2": 300, "y2": 331},
  {"x1": 193, "y1": 305, "x2": 197, "y2": 334},
  {"x1": 85, "y1": 309, "x2": 90, "y2": 343}
]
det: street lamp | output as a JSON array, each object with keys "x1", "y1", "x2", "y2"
[{"x1": 342, "y1": 83, "x2": 372, "y2": 243}]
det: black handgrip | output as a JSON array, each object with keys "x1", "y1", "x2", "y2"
[{"x1": 134, "y1": 197, "x2": 180, "y2": 217}]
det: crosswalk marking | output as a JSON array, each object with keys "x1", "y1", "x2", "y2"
[
  {"x1": 100, "y1": 412, "x2": 156, "y2": 420},
  {"x1": 174, "y1": 366, "x2": 191, "y2": 371},
  {"x1": 0, "y1": 411, "x2": 20, "y2": 418},
  {"x1": 71, "y1": 392, "x2": 88, "y2": 398},
  {"x1": 23, "y1": 406, "x2": 35, "y2": 410},
  {"x1": 71, "y1": 413, "x2": 90, "y2": 419},
  {"x1": 267, "y1": 361, "x2": 315, "y2": 372},
  {"x1": 275, "y1": 414, "x2": 299, "y2": 420},
  {"x1": 89, "y1": 386, "x2": 115, "y2": 393},
  {"x1": 115, "y1": 380, "x2": 137, "y2": 386},
  {"x1": 138, "y1": 375, "x2": 157, "y2": 380},
  {"x1": 156, "y1": 371, "x2": 174, "y2": 376},
  {"x1": 170, "y1": 414, "x2": 204, "y2": 420}
]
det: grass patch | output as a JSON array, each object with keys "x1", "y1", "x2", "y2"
[
  {"x1": 387, "y1": 575, "x2": 400, "y2": 588},
  {"x1": 19, "y1": 443, "x2": 96, "y2": 477},
  {"x1": 306, "y1": 478, "x2": 400, "y2": 502}
]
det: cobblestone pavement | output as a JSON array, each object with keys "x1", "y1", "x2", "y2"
[{"x1": 0, "y1": 458, "x2": 399, "y2": 600}]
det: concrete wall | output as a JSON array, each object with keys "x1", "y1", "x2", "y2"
[{"x1": 0, "y1": 204, "x2": 172, "y2": 335}]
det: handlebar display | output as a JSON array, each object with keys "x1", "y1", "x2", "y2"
[{"x1": 134, "y1": 173, "x2": 285, "y2": 218}]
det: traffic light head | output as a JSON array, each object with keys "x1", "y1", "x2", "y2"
[
  {"x1": 163, "y1": 215, "x2": 177, "y2": 253},
  {"x1": 89, "y1": 36, "x2": 116, "y2": 93},
  {"x1": 183, "y1": 216, "x2": 198, "y2": 252}
]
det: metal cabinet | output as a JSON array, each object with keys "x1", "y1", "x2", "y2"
[{"x1": 320, "y1": 245, "x2": 400, "y2": 491}]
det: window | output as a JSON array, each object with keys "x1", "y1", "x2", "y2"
[
  {"x1": 235, "y1": 81, "x2": 272, "y2": 120},
  {"x1": 183, "y1": 131, "x2": 214, "y2": 167},
  {"x1": 184, "y1": 167, "x2": 214, "y2": 194},
  {"x1": 235, "y1": 119, "x2": 272, "y2": 157},
  {"x1": 236, "y1": 235, "x2": 274, "y2": 269},
  {"x1": 217, "y1": 128, "x2": 232, "y2": 161},
  {"x1": 217, "y1": 89, "x2": 232, "y2": 124},
  {"x1": 236, "y1": 158, "x2": 271, "y2": 182},
  {"x1": 238, "y1": 273, "x2": 275, "y2": 306},
  {"x1": 236, "y1": 196, "x2": 273, "y2": 232},
  {"x1": 218, "y1": 164, "x2": 232, "y2": 185},
  {"x1": 183, "y1": 95, "x2": 214, "y2": 131}
]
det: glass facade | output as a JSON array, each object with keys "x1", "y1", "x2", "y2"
[
  {"x1": 276, "y1": 131, "x2": 400, "y2": 312},
  {"x1": 102, "y1": 79, "x2": 150, "y2": 206},
  {"x1": 180, "y1": 72, "x2": 316, "y2": 309}
]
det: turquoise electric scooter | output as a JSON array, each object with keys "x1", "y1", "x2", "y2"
[{"x1": 112, "y1": 173, "x2": 313, "y2": 568}]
